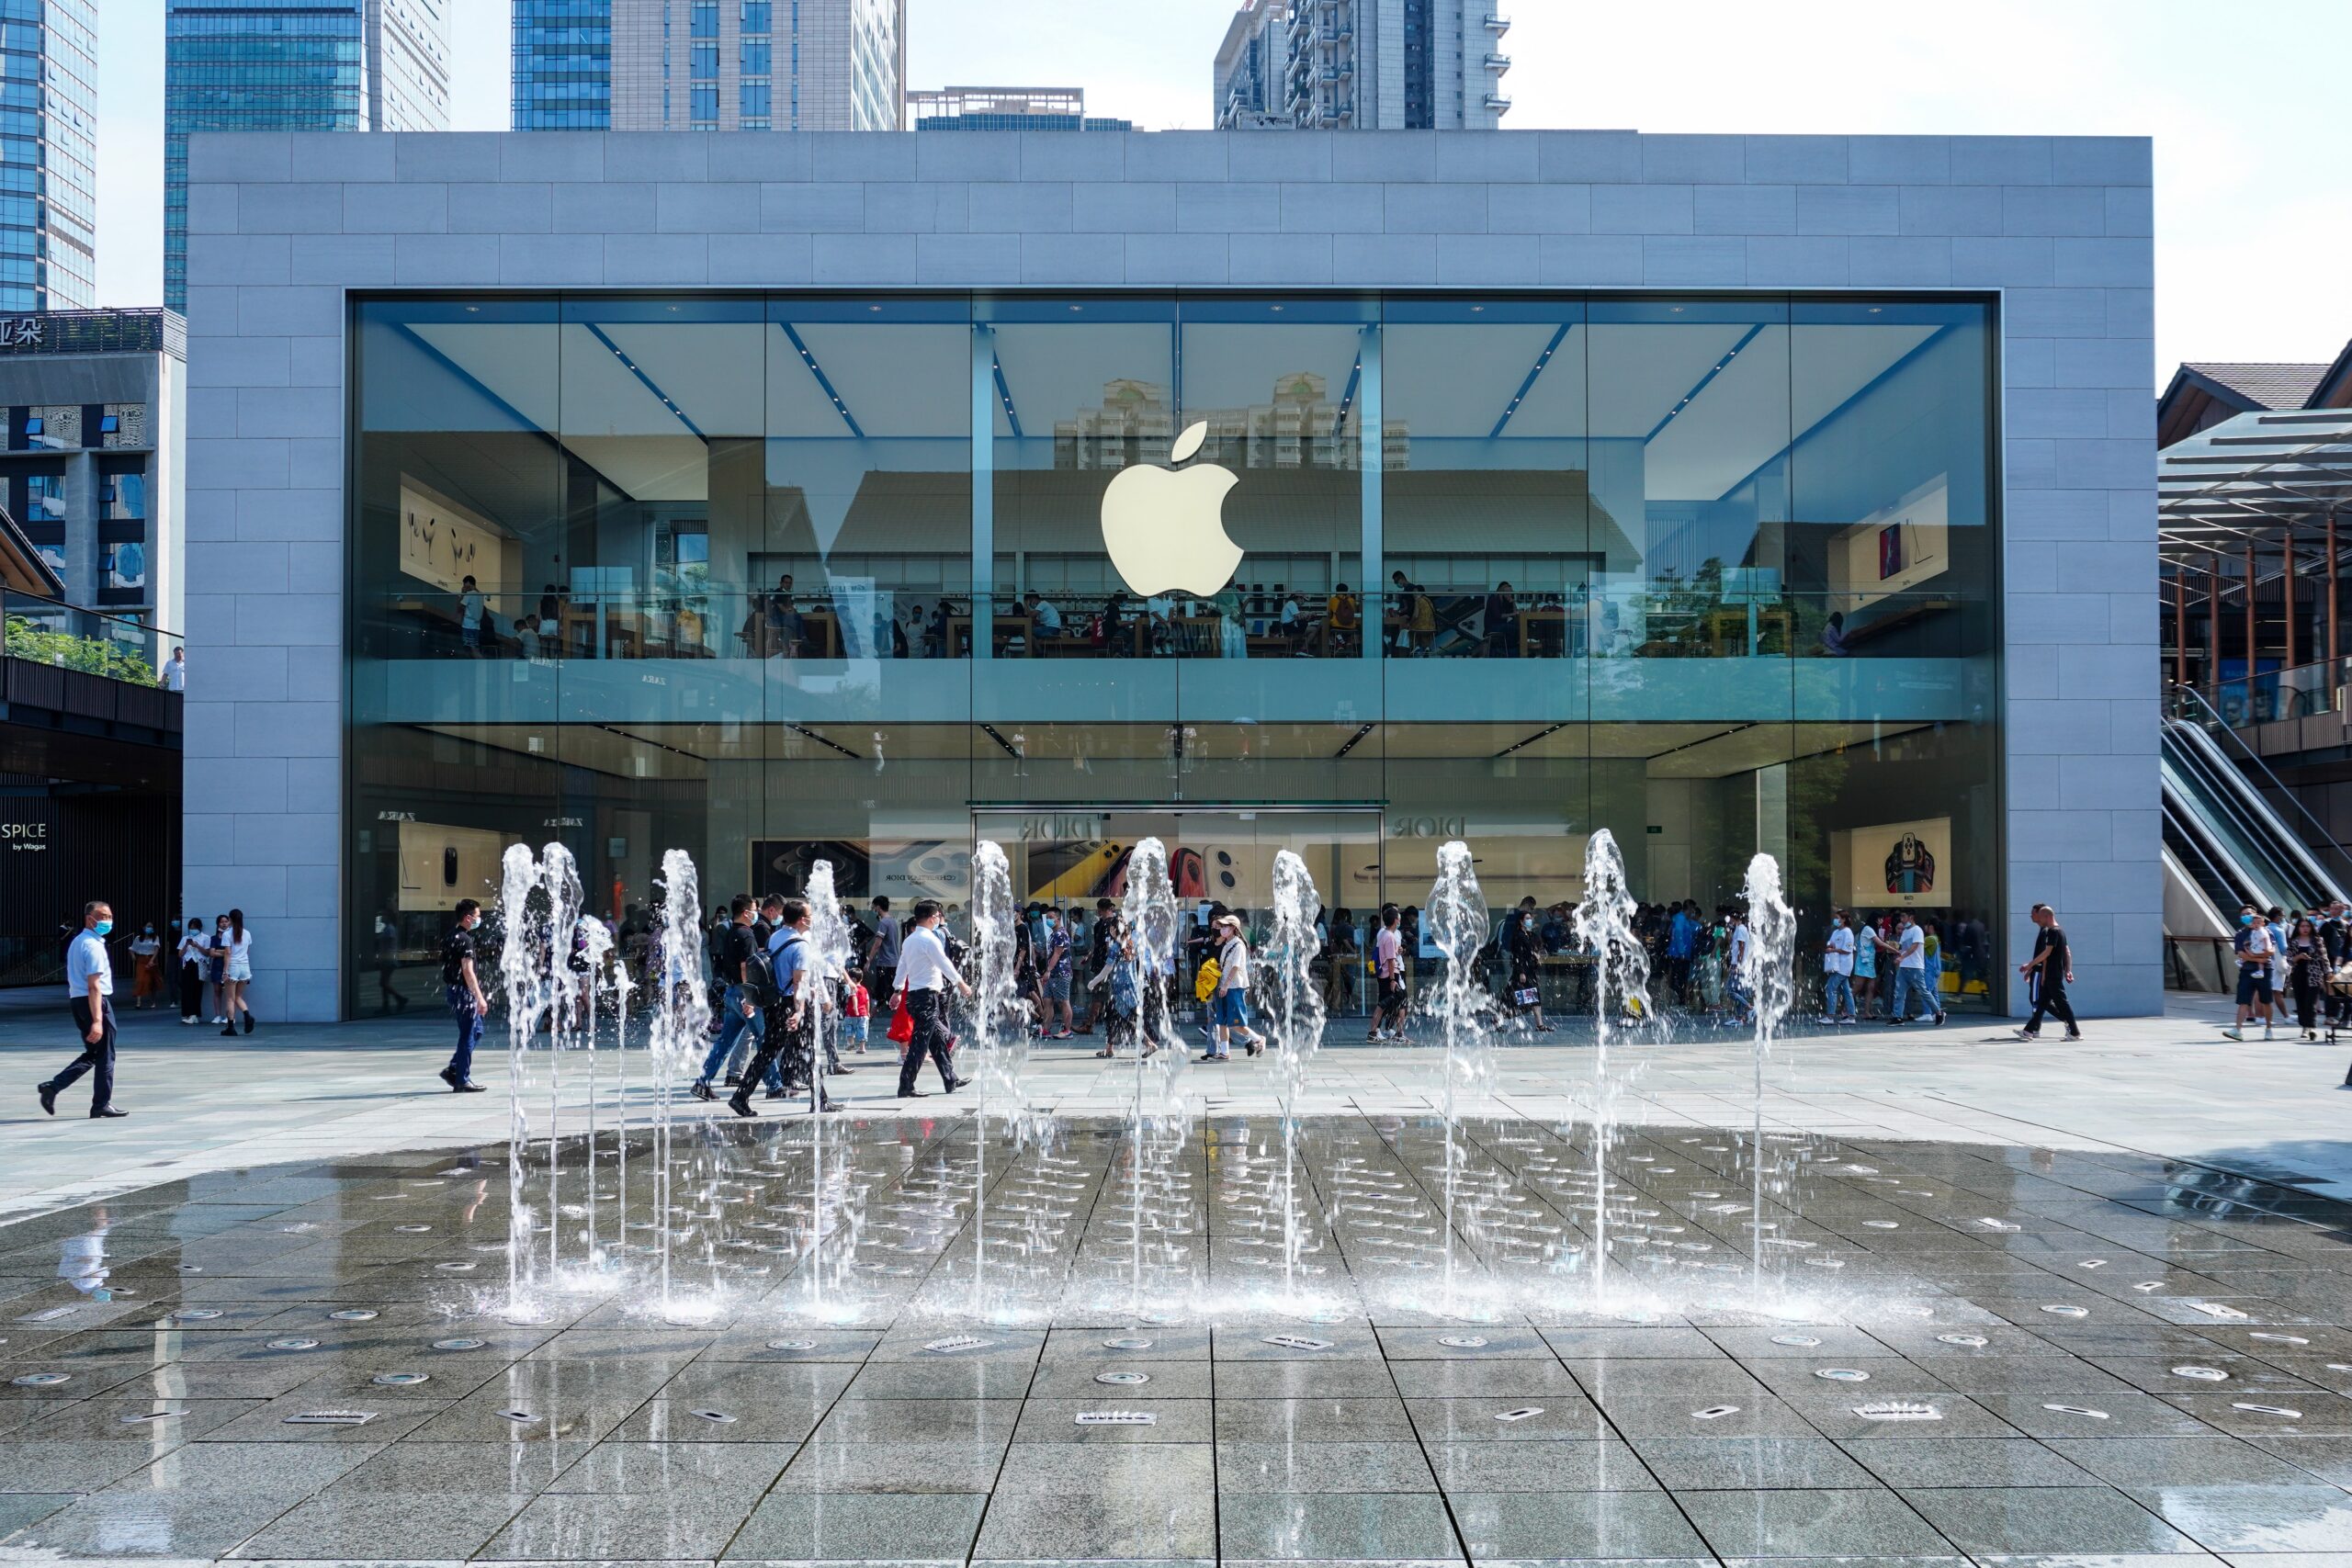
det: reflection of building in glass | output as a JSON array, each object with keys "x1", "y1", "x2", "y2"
[
  {"x1": 605, "y1": 0, "x2": 904, "y2": 131},
  {"x1": 1055, "y1": 377, "x2": 1408, "y2": 471}
]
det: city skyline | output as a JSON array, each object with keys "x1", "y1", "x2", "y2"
[{"x1": 72, "y1": 0, "x2": 2352, "y2": 384}]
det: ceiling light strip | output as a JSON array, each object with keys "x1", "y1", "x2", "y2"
[
  {"x1": 1644, "y1": 322, "x2": 1764, "y2": 446},
  {"x1": 1487, "y1": 321, "x2": 1573, "y2": 440},
  {"x1": 776, "y1": 321, "x2": 864, "y2": 438},
  {"x1": 582, "y1": 321, "x2": 707, "y2": 440}
]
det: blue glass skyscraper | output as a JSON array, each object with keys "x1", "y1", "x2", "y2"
[
  {"x1": 164, "y1": 0, "x2": 448, "y2": 311},
  {"x1": 0, "y1": 0, "x2": 97, "y2": 311},
  {"x1": 513, "y1": 1, "x2": 612, "y2": 130}
]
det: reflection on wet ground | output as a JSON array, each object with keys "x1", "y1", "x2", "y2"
[{"x1": 4, "y1": 1111, "x2": 2352, "y2": 1564}]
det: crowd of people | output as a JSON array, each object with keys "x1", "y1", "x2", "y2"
[{"x1": 2220, "y1": 897, "x2": 2351, "y2": 1043}]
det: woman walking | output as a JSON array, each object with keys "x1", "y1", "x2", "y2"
[
  {"x1": 2289, "y1": 915, "x2": 2328, "y2": 1040},
  {"x1": 129, "y1": 923, "x2": 162, "y2": 1010},
  {"x1": 213, "y1": 909, "x2": 255, "y2": 1036},
  {"x1": 1850, "y1": 910, "x2": 1880, "y2": 1020},
  {"x1": 175, "y1": 918, "x2": 207, "y2": 1024}
]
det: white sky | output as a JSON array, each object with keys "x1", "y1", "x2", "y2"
[{"x1": 96, "y1": 0, "x2": 2352, "y2": 389}]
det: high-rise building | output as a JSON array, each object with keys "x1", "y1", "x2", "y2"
[
  {"x1": 514, "y1": 1, "x2": 613, "y2": 130},
  {"x1": 607, "y1": 0, "x2": 904, "y2": 132},
  {"x1": 0, "y1": 1, "x2": 96, "y2": 311},
  {"x1": 1215, "y1": 0, "x2": 1510, "y2": 130},
  {"x1": 164, "y1": 0, "x2": 449, "y2": 311},
  {"x1": 910, "y1": 87, "x2": 1131, "y2": 132}
]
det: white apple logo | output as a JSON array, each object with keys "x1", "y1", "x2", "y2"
[{"x1": 1099, "y1": 420, "x2": 1241, "y2": 597}]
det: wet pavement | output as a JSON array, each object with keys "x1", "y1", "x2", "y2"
[{"x1": 3, "y1": 1094, "x2": 2351, "y2": 1567}]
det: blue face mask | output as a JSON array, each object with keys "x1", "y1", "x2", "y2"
[
  {"x1": 93, "y1": 919, "x2": 112, "y2": 937},
  {"x1": 2241, "y1": 914, "x2": 2256, "y2": 927}
]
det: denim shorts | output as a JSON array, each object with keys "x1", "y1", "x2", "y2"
[
  {"x1": 2235, "y1": 966, "x2": 2274, "y2": 1005},
  {"x1": 1214, "y1": 989, "x2": 1251, "y2": 1028},
  {"x1": 1044, "y1": 972, "x2": 1070, "y2": 1003}
]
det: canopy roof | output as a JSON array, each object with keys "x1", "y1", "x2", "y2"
[{"x1": 2158, "y1": 409, "x2": 2352, "y2": 564}]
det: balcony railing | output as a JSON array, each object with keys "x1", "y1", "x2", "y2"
[
  {"x1": 3, "y1": 589, "x2": 183, "y2": 689},
  {"x1": 2208, "y1": 655, "x2": 2352, "y2": 729}
]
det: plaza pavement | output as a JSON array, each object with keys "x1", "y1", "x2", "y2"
[{"x1": 3, "y1": 992, "x2": 2344, "y2": 1224}]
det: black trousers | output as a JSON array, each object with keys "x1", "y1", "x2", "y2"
[
  {"x1": 50, "y1": 997, "x2": 117, "y2": 1111},
  {"x1": 896, "y1": 987, "x2": 956, "y2": 1095},
  {"x1": 741, "y1": 1012, "x2": 826, "y2": 1109},
  {"x1": 2024, "y1": 976, "x2": 2077, "y2": 1036},
  {"x1": 178, "y1": 960, "x2": 203, "y2": 1019}
]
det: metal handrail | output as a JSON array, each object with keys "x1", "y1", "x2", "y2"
[{"x1": 2170, "y1": 682, "x2": 2352, "y2": 895}]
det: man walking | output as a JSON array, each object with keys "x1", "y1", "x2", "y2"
[
  {"x1": 40, "y1": 900, "x2": 126, "y2": 1118},
  {"x1": 864, "y1": 896, "x2": 900, "y2": 1013},
  {"x1": 1819, "y1": 910, "x2": 1859, "y2": 1024},
  {"x1": 1887, "y1": 911, "x2": 1946, "y2": 1026},
  {"x1": 2016, "y1": 902, "x2": 2082, "y2": 1042},
  {"x1": 894, "y1": 899, "x2": 970, "y2": 1099},
  {"x1": 729, "y1": 898, "x2": 836, "y2": 1118},
  {"x1": 438, "y1": 898, "x2": 489, "y2": 1092},
  {"x1": 2222, "y1": 902, "x2": 2273, "y2": 1043},
  {"x1": 693, "y1": 896, "x2": 763, "y2": 1100}
]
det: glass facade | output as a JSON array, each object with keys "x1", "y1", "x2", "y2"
[
  {"x1": 512, "y1": 1, "x2": 612, "y2": 130},
  {"x1": 348, "y1": 290, "x2": 2001, "y2": 1018},
  {"x1": 0, "y1": 0, "x2": 96, "y2": 312}
]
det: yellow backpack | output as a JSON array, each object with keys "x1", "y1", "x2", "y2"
[{"x1": 1193, "y1": 956, "x2": 1221, "y2": 1002}]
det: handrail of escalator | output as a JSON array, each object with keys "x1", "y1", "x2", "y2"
[
  {"x1": 2166, "y1": 683, "x2": 2352, "y2": 902},
  {"x1": 2159, "y1": 737, "x2": 2304, "y2": 907},
  {"x1": 2162, "y1": 792, "x2": 2256, "y2": 911}
]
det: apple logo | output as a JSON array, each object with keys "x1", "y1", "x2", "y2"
[{"x1": 1099, "y1": 420, "x2": 1241, "y2": 597}]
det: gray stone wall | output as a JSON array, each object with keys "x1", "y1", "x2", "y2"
[{"x1": 184, "y1": 128, "x2": 2156, "y2": 1021}]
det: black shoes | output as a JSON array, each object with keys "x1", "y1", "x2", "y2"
[
  {"x1": 944, "y1": 1077, "x2": 969, "y2": 1093},
  {"x1": 898, "y1": 1089, "x2": 927, "y2": 1099},
  {"x1": 243, "y1": 1014, "x2": 255, "y2": 1034},
  {"x1": 220, "y1": 1025, "x2": 237, "y2": 1037},
  {"x1": 763, "y1": 1087, "x2": 791, "y2": 1100},
  {"x1": 726, "y1": 1092, "x2": 756, "y2": 1119},
  {"x1": 438, "y1": 1066, "x2": 462, "y2": 1091},
  {"x1": 91, "y1": 1106, "x2": 127, "y2": 1119},
  {"x1": 722, "y1": 1074, "x2": 743, "y2": 1088},
  {"x1": 690, "y1": 1081, "x2": 716, "y2": 1102},
  {"x1": 37, "y1": 1082, "x2": 57, "y2": 1116},
  {"x1": 454, "y1": 1079, "x2": 485, "y2": 1093}
]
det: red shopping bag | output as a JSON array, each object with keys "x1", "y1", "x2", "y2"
[{"x1": 887, "y1": 992, "x2": 914, "y2": 1044}]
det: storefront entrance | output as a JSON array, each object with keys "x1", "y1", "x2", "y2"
[{"x1": 974, "y1": 807, "x2": 1383, "y2": 1017}]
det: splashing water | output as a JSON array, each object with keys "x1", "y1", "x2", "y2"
[
  {"x1": 966, "y1": 840, "x2": 1037, "y2": 1318},
  {"x1": 648, "y1": 850, "x2": 711, "y2": 1309},
  {"x1": 1738, "y1": 852, "x2": 1797, "y2": 1301},
  {"x1": 799, "y1": 862, "x2": 858, "y2": 1308},
  {"x1": 1571, "y1": 829, "x2": 1647, "y2": 1305},
  {"x1": 1268, "y1": 850, "x2": 1329, "y2": 1306},
  {"x1": 1426, "y1": 840, "x2": 1492, "y2": 1314},
  {"x1": 1117, "y1": 836, "x2": 1193, "y2": 1319}
]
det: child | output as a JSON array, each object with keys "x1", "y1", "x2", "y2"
[{"x1": 842, "y1": 965, "x2": 871, "y2": 1055}]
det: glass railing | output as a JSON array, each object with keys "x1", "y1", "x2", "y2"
[
  {"x1": 2211, "y1": 658, "x2": 2352, "y2": 728},
  {"x1": 359, "y1": 584, "x2": 1986, "y2": 665},
  {"x1": 3, "y1": 588, "x2": 183, "y2": 688}
]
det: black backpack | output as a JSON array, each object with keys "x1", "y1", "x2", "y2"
[{"x1": 743, "y1": 932, "x2": 801, "y2": 1011}]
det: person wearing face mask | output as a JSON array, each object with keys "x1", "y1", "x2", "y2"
[
  {"x1": 1506, "y1": 904, "x2": 1551, "y2": 1033},
  {"x1": 1819, "y1": 910, "x2": 1859, "y2": 1025},
  {"x1": 2223, "y1": 903, "x2": 2275, "y2": 1043},
  {"x1": 206, "y1": 914, "x2": 230, "y2": 1024},
  {"x1": 438, "y1": 898, "x2": 490, "y2": 1093},
  {"x1": 39, "y1": 900, "x2": 126, "y2": 1119}
]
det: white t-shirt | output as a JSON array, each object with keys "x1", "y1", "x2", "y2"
[
  {"x1": 2239, "y1": 921, "x2": 2274, "y2": 971},
  {"x1": 460, "y1": 590, "x2": 484, "y2": 630},
  {"x1": 1727, "y1": 924, "x2": 1751, "y2": 974},
  {"x1": 177, "y1": 931, "x2": 207, "y2": 965},
  {"x1": 1824, "y1": 926, "x2": 1854, "y2": 976},
  {"x1": 1896, "y1": 922, "x2": 1926, "y2": 970},
  {"x1": 1034, "y1": 599, "x2": 1061, "y2": 634},
  {"x1": 221, "y1": 930, "x2": 254, "y2": 968},
  {"x1": 163, "y1": 657, "x2": 185, "y2": 692},
  {"x1": 1220, "y1": 935, "x2": 1250, "y2": 993}
]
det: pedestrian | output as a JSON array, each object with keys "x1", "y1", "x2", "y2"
[
  {"x1": 438, "y1": 898, "x2": 489, "y2": 1092},
  {"x1": 1819, "y1": 909, "x2": 1859, "y2": 1024},
  {"x1": 162, "y1": 646, "x2": 186, "y2": 693},
  {"x1": 1368, "y1": 903, "x2": 1407, "y2": 1041},
  {"x1": 842, "y1": 964, "x2": 871, "y2": 1055},
  {"x1": 864, "y1": 896, "x2": 900, "y2": 1012},
  {"x1": 692, "y1": 896, "x2": 764, "y2": 1100},
  {"x1": 206, "y1": 912, "x2": 229, "y2": 1023},
  {"x1": 1506, "y1": 904, "x2": 1551, "y2": 1032},
  {"x1": 894, "y1": 898, "x2": 970, "y2": 1099},
  {"x1": 2288, "y1": 915, "x2": 2327, "y2": 1041},
  {"x1": 1039, "y1": 907, "x2": 1074, "y2": 1039},
  {"x1": 1202, "y1": 912, "x2": 1266, "y2": 1060},
  {"x1": 1667, "y1": 899, "x2": 1697, "y2": 1009},
  {"x1": 213, "y1": 908, "x2": 255, "y2": 1035},
  {"x1": 1724, "y1": 908, "x2": 1754, "y2": 1027},
  {"x1": 1850, "y1": 910, "x2": 1880, "y2": 1018},
  {"x1": 1090, "y1": 909, "x2": 1137, "y2": 1058},
  {"x1": 2222, "y1": 902, "x2": 2275, "y2": 1043},
  {"x1": 2016, "y1": 902, "x2": 2082, "y2": 1042},
  {"x1": 375, "y1": 909, "x2": 408, "y2": 1013},
  {"x1": 1074, "y1": 896, "x2": 1115, "y2": 1035},
  {"x1": 129, "y1": 921, "x2": 161, "y2": 1010},
  {"x1": 458, "y1": 574, "x2": 485, "y2": 656},
  {"x1": 38, "y1": 900, "x2": 125, "y2": 1118},
  {"x1": 730, "y1": 897, "x2": 837, "y2": 1118},
  {"x1": 1885, "y1": 911, "x2": 1945, "y2": 1026},
  {"x1": 175, "y1": 917, "x2": 207, "y2": 1024}
]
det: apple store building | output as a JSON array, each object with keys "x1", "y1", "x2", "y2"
[{"x1": 187, "y1": 130, "x2": 2161, "y2": 1021}]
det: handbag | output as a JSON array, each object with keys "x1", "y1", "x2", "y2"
[{"x1": 887, "y1": 992, "x2": 914, "y2": 1044}]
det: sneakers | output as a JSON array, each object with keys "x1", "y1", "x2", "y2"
[
  {"x1": 726, "y1": 1091, "x2": 756, "y2": 1119},
  {"x1": 437, "y1": 1066, "x2": 461, "y2": 1092},
  {"x1": 2222, "y1": 1028, "x2": 2244, "y2": 1041},
  {"x1": 689, "y1": 1080, "x2": 716, "y2": 1101},
  {"x1": 2012, "y1": 1028, "x2": 2040, "y2": 1042},
  {"x1": 1933, "y1": 1010, "x2": 1948, "y2": 1026}
]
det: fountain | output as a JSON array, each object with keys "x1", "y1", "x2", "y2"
[
  {"x1": 1425, "y1": 840, "x2": 1491, "y2": 1314},
  {"x1": 1268, "y1": 850, "x2": 1329, "y2": 1305},
  {"x1": 1116, "y1": 836, "x2": 1193, "y2": 1317},
  {"x1": 1570, "y1": 828, "x2": 1647, "y2": 1304},
  {"x1": 1737, "y1": 852, "x2": 1797, "y2": 1300},
  {"x1": 646, "y1": 849, "x2": 711, "y2": 1309},
  {"x1": 966, "y1": 840, "x2": 1031, "y2": 1317}
]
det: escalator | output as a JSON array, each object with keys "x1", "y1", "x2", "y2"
[{"x1": 2161, "y1": 686, "x2": 2351, "y2": 919}]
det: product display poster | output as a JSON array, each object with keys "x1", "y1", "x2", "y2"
[{"x1": 1831, "y1": 816, "x2": 1952, "y2": 908}]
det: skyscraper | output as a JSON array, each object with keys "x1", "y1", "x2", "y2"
[
  {"x1": 0, "y1": 0, "x2": 97, "y2": 312},
  {"x1": 164, "y1": 0, "x2": 449, "y2": 311},
  {"x1": 513, "y1": 1, "x2": 612, "y2": 130},
  {"x1": 1215, "y1": 0, "x2": 1509, "y2": 130},
  {"x1": 601, "y1": 0, "x2": 904, "y2": 132}
]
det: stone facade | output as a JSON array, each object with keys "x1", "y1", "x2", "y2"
[{"x1": 182, "y1": 128, "x2": 2157, "y2": 1022}]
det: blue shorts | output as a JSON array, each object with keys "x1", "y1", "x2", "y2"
[
  {"x1": 1214, "y1": 989, "x2": 1251, "y2": 1029},
  {"x1": 2235, "y1": 966, "x2": 2273, "y2": 1005},
  {"x1": 1045, "y1": 972, "x2": 1070, "y2": 1003}
]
